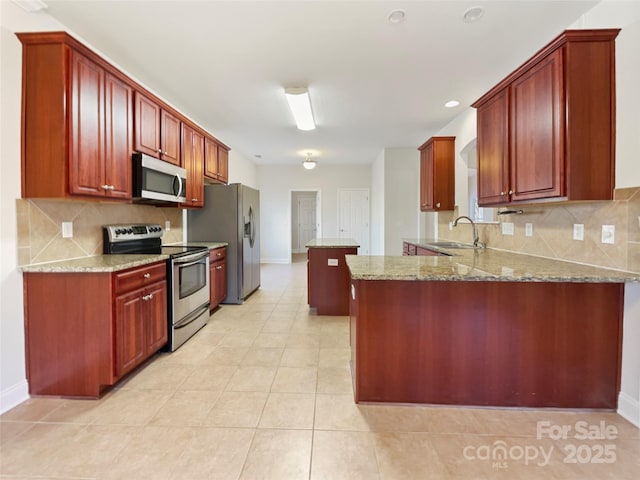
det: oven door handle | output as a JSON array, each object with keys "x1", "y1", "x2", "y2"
[{"x1": 173, "y1": 252, "x2": 208, "y2": 265}]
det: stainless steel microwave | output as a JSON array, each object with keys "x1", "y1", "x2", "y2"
[{"x1": 132, "y1": 153, "x2": 187, "y2": 204}]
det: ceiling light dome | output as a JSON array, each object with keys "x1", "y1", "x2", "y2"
[
  {"x1": 303, "y1": 152, "x2": 317, "y2": 170},
  {"x1": 388, "y1": 9, "x2": 406, "y2": 24}
]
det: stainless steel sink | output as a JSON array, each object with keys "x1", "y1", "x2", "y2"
[{"x1": 423, "y1": 241, "x2": 482, "y2": 249}]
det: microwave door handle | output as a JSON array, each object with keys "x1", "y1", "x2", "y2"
[{"x1": 173, "y1": 174, "x2": 183, "y2": 200}]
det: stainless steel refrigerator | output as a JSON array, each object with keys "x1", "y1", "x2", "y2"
[{"x1": 187, "y1": 183, "x2": 260, "y2": 304}]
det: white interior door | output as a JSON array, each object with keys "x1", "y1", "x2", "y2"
[
  {"x1": 298, "y1": 196, "x2": 317, "y2": 250},
  {"x1": 338, "y1": 189, "x2": 370, "y2": 254}
]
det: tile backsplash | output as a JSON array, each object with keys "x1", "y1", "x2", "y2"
[
  {"x1": 16, "y1": 199, "x2": 183, "y2": 266},
  {"x1": 438, "y1": 187, "x2": 640, "y2": 273}
]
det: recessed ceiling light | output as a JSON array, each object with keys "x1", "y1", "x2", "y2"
[
  {"x1": 463, "y1": 6, "x2": 484, "y2": 23},
  {"x1": 445, "y1": 100, "x2": 460, "y2": 108},
  {"x1": 388, "y1": 9, "x2": 406, "y2": 24},
  {"x1": 12, "y1": 0, "x2": 48, "y2": 12},
  {"x1": 254, "y1": 154, "x2": 262, "y2": 159}
]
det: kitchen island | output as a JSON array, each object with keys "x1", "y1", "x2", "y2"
[
  {"x1": 306, "y1": 238, "x2": 359, "y2": 315},
  {"x1": 346, "y1": 247, "x2": 640, "y2": 409}
]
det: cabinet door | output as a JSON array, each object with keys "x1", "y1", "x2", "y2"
[
  {"x1": 114, "y1": 288, "x2": 146, "y2": 377},
  {"x1": 420, "y1": 143, "x2": 434, "y2": 211},
  {"x1": 477, "y1": 89, "x2": 510, "y2": 206},
  {"x1": 510, "y1": 50, "x2": 564, "y2": 202},
  {"x1": 160, "y1": 109, "x2": 181, "y2": 166},
  {"x1": 69, "y1": 50, "x2": 105, "y2": 197},
  {"x1": 145, "y1": 282, "x2": 168, "y2": 353},
  {"x1": 134, "y1": 92, "x2": 161, "y2": 158},
  {"x1": 204, "y1": 136, "x2": 219, "y2": 180},
  {"x1": 182, "y1": 124, "x2": 204, "y2": 207},
  {"x1": 217, "y1": 145, "x2": 229, "y2": 184},
  {"x1": 215, "y1": 260, "x2": 227, "y2": 305},
  {"x1": 104, "y1": 73, "x2": 133, "y2": 199}
]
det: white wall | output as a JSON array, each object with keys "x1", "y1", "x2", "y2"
[
  {"x1": 570, "y1": 1, "x2": 640, "y2": 189},
  {"x1": 0, "y1": 2, "x2": 67, "y2": 413},
  {"x1": 370, "y1": 150, "x2": 385, "y2": 255},
  {"x1": 227, "y1": 149, "x2": 258, "y2": 189},
  {"x1": 383, "y1": 148, "x2": 421, "y2": 255},
  {"x1": 258, "y1": 165, "x2": 371, "y2": 263}
]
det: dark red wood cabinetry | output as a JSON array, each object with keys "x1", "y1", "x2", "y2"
[
  {"x1": 473, "y1": 29, "x2": 619, "y2": 206},
  {"x1": 134, "y1": 92, "x2": 181, "y2": 166},
  {"x1": 307, "y1": 246, "x2": 358, "y2": 315},
  {"x1": 350, "y1": 279, "x2": 623, "y2": 408},
  {"x1": 418, "y1": 137, "x2": 455, "y2": 212},
  {"x1": 181, "y1": 123, "x2": 205, "y2": 207},
  {"x1": 18, "y1": 33, "x2": 133, "y2": 200},
  {"x1": 23, "y1": 261, "x2": 167, "y2": 397},
  {"x1": 209, "y1": 247, "x2": 227, "y2": 310},
  {"x1": 204, "y1": 136, "x2": 230, "y2": 184}
]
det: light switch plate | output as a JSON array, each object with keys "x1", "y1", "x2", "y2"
[
  {"x1": 61, "y1": 221, "x2": 73, "y2": 238},
  {"x1": 573, "y1": 224, "x2": 584, "y2": 241},
  {"x1": 525, "y1": 223, "x2": 533, "y2": 237},
  {"x1": 165, "y1": 220, "x2": 171, "y2": 232},
  {"x1": 601, "y1": 225, "x2": 615, "y2": 244},
  {"x1": 501, "y1": 222, "x2": 514, "y2": 236}
]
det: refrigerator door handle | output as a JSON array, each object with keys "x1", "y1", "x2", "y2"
[{"x1": 249, "y1": 206, "x2": 256, "y2": 248}]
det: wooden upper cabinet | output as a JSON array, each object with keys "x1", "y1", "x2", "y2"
[
  {"x1": 18, "y1": 33, "x2": 133, "y2": 200},
  {"x1": 204, "y1": 135, "x2": 230, "y2": 184},
  {"x1": 181, "y1": 123, "x2": 205, "y2": 208},
  {"x1": 473, "y1": 29, "x2": 619, "y2": 206},
  {"x1": 134, "y1": 92, "x2": 181, "y2": 166},
  {"x1": 217, "y1": 145, "x2": 229, "y2": 184},
  {"x1": 418, "y1": 136, "x2": 455, "y2": 212},
  {"x1": 476, "y1": 89, "x2": 510, "y2": 206}
]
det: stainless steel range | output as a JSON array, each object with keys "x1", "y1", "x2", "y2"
[{"x1": 103, "y1": 224, "x2": 210, "y2": 351}]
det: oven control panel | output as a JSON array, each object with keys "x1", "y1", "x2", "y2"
[{"x1": 103, "y1": 224, "x2": 163, "y2": 242}]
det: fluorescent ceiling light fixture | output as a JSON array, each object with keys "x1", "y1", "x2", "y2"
[
  {"x1": 303, "y1": 152, "x2": 317, "y2": 170},
  {"x1": 12, "y1": 0, "x2": 48, "y2": 12},
  {"x1": 445, "y1": 100, "x2": 460, "y2": 108},
  {"x1": 284, "y1": 87, "x2": 316, "y2": 131}
]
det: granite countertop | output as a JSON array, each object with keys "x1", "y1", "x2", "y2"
[
  {"x1": 347, "y1": 241, "x2": 640, "y2": 283},
  {"x1": 179, "y1": 241, "x2": 228, "y2": 250},
  {"x1": 306, "y1": 238, "x2": 360, "y2": 248},
  {"x1": 19, "y1": 242, "x2": 228, "y2": 273},
  {"x1": 19, "y1": 254, "x2": 170, "y2": 273}
]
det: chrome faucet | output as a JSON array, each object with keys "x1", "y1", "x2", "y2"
[{"x1": 452, "y1": 216, "x2": 483, "y2": 248}]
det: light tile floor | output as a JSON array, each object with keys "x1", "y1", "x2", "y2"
[{"x1": 1, "y1": 259, "x2": 639, "y2": 479}]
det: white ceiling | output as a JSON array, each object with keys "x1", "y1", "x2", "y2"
[{"x1": 41, "y1": 0, "x2": 598, "y2": 167}]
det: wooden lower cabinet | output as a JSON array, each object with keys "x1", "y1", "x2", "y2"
[
  {"x1": 23, "y1": 261, "x2": 167, "y2": 397},
  {"x1": 307, "y1": 247, "x2": 357, "y2": 315},
  {"x1": 349, "y1": 279, "x2": 623, "y2": 408},
  {"x1": 209, "y1": 247, "x2": 227, "y2": 309}
]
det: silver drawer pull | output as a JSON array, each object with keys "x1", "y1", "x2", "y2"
[{"x1": 143, "y1": 273, "x2": 151, "y2": 279}]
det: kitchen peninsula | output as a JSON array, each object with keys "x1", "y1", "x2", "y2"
[
  {"x1": 307, "y1": 238, "x2": 359, "y2": 315},
  {"x1": 346, "y1": 246, "x2": 640, "y2": 409}
]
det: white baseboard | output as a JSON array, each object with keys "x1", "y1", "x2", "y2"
[
  {"x1": 0, "y1": 379, "x2": 29, "y2": 415},
  {"x1": 617, "y1": 391, "x2": 640, "y2": 427},
  {"x1": 261, "y1": 258, "x2": 290, "y2": 264}
]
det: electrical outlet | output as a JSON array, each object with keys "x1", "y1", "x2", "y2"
[
  {"x1": 573, "y1": 224, "x2": 584, "y2": 241},
  {"x1": 165, "y1": 220, "x2": 171, "y2": 232},
  {"x1": 601, "y1": 225, "x2": 615, "y2": 244},
  {"x1": 448, "y1": 222, "x2": 453, "y2": 231},
  {"x1": 525, "y1": 223, "x2": 533, "y2": 237},
  {"x1": 61, "y1": 221, "x2": 73, "y2": 238},
  {"x1": 501, "y1": 222, "x2": 514, "y2": 236}
]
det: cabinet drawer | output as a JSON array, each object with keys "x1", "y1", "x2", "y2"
[
  {"x1": 114, "y1": 262, "x2": 166, "y2": 294},
  {"x1": 209, "y1": 247, "x2": 226, "y2": 262}
]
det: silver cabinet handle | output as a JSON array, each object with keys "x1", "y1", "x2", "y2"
[
  {"x1": 500, "y1": 191, "x2": 506, "y2": 196},
  {"x1": 216, "y1": 265, "x2": 223, "y2": 270},
  {"x1": 192, "y1": 198, "x2": 198, "y2": 202},
  {"x1": 435, "y1": 202, "x2": 441, "y2": 208},
  {"x1": 143, "y1": 273, "x2": 151, "y2": 279},
  {"x1": 157, "y1": 149, "x2": 163, "y2": 154},
  {"x1": 148, "y1": 293, "x2": 153, "y2": 300},
  {"x1": 509, "y1": 190, "x2": 514, "y2": 195}
]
